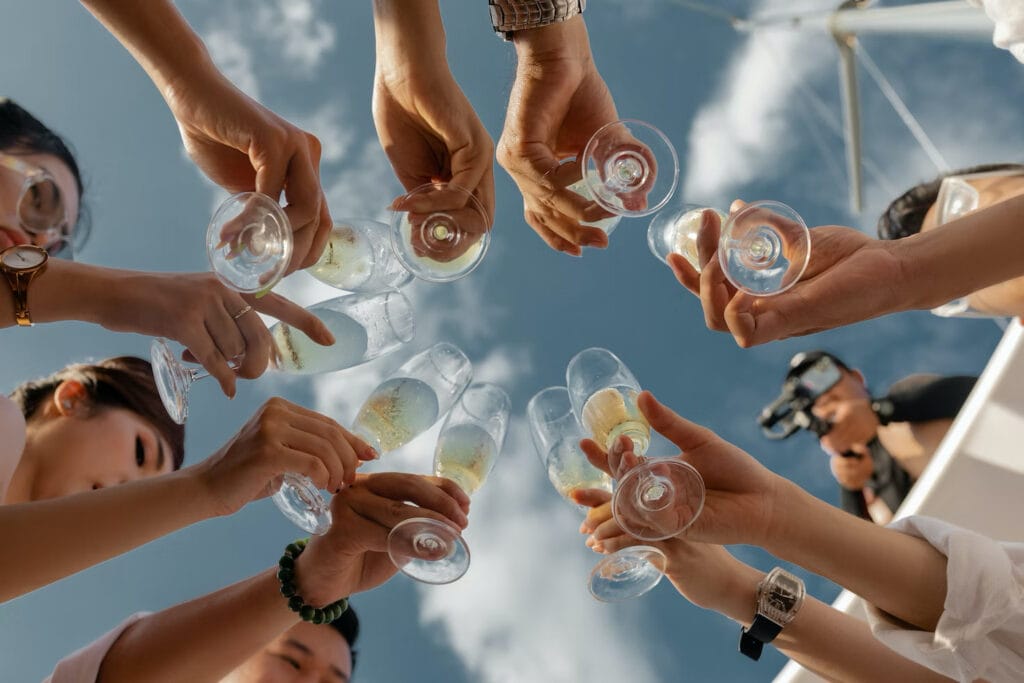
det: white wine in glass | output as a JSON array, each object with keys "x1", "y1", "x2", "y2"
[
  {"x1": 307, "y1": 219, "x2": 413, "y2": 293},
  {"x1": 567, "y1": 348, "x2": 651, "y2": 455}
]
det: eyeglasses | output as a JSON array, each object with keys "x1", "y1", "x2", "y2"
[
  {"x1": 0, "y1": 153, "x2": 74, "y2": 258},
  {"x1": 935, "y1": 168, "x2": 1024, "y2": 227}
]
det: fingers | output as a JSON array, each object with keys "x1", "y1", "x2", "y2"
[
  {"x1": 359, "y1": 473, "x2": 470, "y2": 529},
  {"x1": 186, "y1": 329, "x2": 238, "y2": 398},
  {"x1": 667, "y1": 253, "x2": 701, "y2": 294},
  {"x1": 696, "y1": 208, "x2": 721, "y2": 271},
  {"x1": 277, "y1": 422, "x2": 353, "y2": 493},
  {"x1": 300, "y1": 200, "x2": 333, "y2": 271},
  {"x1": 231, "y1": 303, "x2": 274, "y2": 380},
  {"x1": 580, "y1": 438, "x2": 612, "y2": 476},
  {"x1": 571, "y1": 487, "x2": 612, "y2": 509},
  {"x1": 249, "y1": 291, "x2": 334, "y2": 346},
  {"x1": 637, "y1": 391, "x2": 718, "y2": 453},
  {"x1": 275, "y1": 445, "x2": 332, "y2": 493}
]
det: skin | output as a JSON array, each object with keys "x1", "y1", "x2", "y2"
[
  {"x1": 0, "y1": 151, "x2": 80, "y2": 252},
  {"x1": 222, "y1": 621, "x2": 352, "y2": 683}
]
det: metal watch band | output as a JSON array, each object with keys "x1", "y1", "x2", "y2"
[
  {"x1": 739, "y1": 614, "x2": 783, "y2": 661},
  {"x1": 488, "y1": 0, "x2": 586, "y2": 40}
]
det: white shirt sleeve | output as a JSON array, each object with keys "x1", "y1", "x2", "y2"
[
  {"x1": 42, "y1": 613, "x2": 148, "y2": 683},
  {"x1": 864, "y1": 516, "x2": 1024, "y2": 683},
  {"x1": 968, "y1": 0, "x2": 1024, "y2": 63}
]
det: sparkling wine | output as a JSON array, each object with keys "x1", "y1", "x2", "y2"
[
  {"x1": 354, "y1": 377, "x2": 440, "y2": 452},
  {"x1": 545, "y1": 437, "x2": 613, "y2": 501},
  {"x1": 270, "y1": 309, "x2": 369, "y2": 375},
  {"x1": 671, "y1": 209, "x2": 702, "y2": 269},
  {"x1": 568, "y1": 178, "x2": 622, "y2": 234},
  {"x1": 581, "y1": 386, "x2": 650, "y2": 455},
  {"x1": 308, "y1": 224, "x2": 374, "y2": 290},
  {"x1": 434, "y1": 423, "x2": 499, "y2": 495}
]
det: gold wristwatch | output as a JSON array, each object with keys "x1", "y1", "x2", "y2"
[{"x1": 0, "y1": 244, "x2": 49, "y2": 326}]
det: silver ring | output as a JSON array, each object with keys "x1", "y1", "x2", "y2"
[{"x1": 231, "y1": 304, "x2": 253, "y2": 320}]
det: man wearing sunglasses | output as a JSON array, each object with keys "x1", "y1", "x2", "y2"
[{"x1": 877, "y1": 163, "x2": 1024, "y2": 319}]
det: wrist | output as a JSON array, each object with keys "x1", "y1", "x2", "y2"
[
  {"x1": 720, "y1": 564, "x2": 765, "y2": 627},
  {"x1": 292, "y1": 544, "x2": 356, "y2": 608},
  {"x1": 761, "y1": 477, "x2": 815, "y2": 558},
  {"x1": 373, "y1": 0, "x2": 447, "y2": 72},
  {"x1": 512, "y1": 14, "x2": 590, "y2": 61}
]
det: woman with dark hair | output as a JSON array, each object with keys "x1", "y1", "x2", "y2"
[
  {"x1": 0, "y1": 98, "x2": 333, "y2": 397},
  {"x1": 1, "y1": 356, "x2": 375, "y2": 602}
]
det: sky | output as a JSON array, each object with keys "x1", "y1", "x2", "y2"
[{"x1": 0, "y1": 1, "x2": 1019, "y2": 681}]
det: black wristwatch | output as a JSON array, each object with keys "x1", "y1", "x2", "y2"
[
  {"x1": 871, "y1": 397, "x2": 896, "y2": 426},
  {"x1": 739, "y1": 567, "x2": 806, "y2": 661}
]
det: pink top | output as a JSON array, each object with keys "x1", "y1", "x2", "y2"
[{"x1": 43, "y1": 613, "x2": 146, "y2": 683}]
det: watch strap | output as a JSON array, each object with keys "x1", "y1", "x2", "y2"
[
  {"x1": 871, "y1": 397, "x2": 895, "y2": 426},
  {"x1": 489, "y1": 0, "x2": 586, "y2": 40},
  {"x1": 739, "y1": 614, "x2": 783, "y2": 661}
]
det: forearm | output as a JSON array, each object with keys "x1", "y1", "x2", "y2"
[
  {"x1": 0, "y1": 470, "x2": 214, "y2": 602},
  {"x1": 79, "y1": 0, "x2": 216, "y2": 96},
  {"x1": 886, "y1": 376, "x2": 976, "y2": 423},
  {"x1": 766, "y1": 482, "x2": 947, "y2": 631},
  {"x1": 373, "y1": 0, "x2": 447, "y2": 76},
  {"x1": 897, "y1": 193, "x2": 1024, "y2": 310}
]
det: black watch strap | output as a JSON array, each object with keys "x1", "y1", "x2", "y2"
[
  {"x1": 739, "y1": 615, "x2": 783, "y2": 661},
  {"x1": 871, "y1": 397, "x2": 896, "y2": 426}
]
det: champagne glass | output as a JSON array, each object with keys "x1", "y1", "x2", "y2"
[
  {"x1": 151, "y1": 289, "x2": 416, "y2": 424},
  {"x1": 351, "y1": 342, "x2": 473, "y2": 454},
  {"x1": 647, "y1": 203, "x2": 727, "y2": 271},
  {"x1": 307, "y1": 219, "x2": 414, "y2": 293},
  {"x1": 648, "y1": 201, "x2": 810, "y2": 295},
  {"x1": 388, "y1": 383, "x2": 510, "y2": 584},
  {"x1": 566, "y1": 348, "x2": 705, "y2": 542},
  {"x1": 576, "y1": 119, "x2": 679, "y2": 223},
  {"x1": 390, "y1": 182, "x2": 491, "y2": 283},
  {"x1": 527, "y1": 386, "x2": 666, "y2": 602},
  {"x1": 207, "y1": 192, "x2": 293, "y2": 294}
]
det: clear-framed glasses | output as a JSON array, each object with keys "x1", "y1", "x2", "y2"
[
  {"x1": 527, "y1": 385, "x2": 666, "y2": 602},
  {"x1": 648, "y1": 201, "x2": 810, "y2": 295},
  {"x1": 388, "y1": 383, "x2": 510, "y2": 584},
  {"x1": 351, "y1": 342, "x2": 473, "y2": 454},
  {"x1": 560, "y1": 119, "x2": 680, "y2": 237},
  {"x1": 0, "y1": 153, "x2": 74, "y2": 258},
  {"x1": 566, "y1": 349, "x2": 705, "y2": 542}
]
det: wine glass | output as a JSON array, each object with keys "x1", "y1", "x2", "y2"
[
  {"x1": 573, "y1": 119, "x2": 679, "y2": 225},
  {"x1": 207, "y1": 192, "x2": 293, "y2": 294},
  {"x1": 151, "y1": 289, "x2": 416, "y2": 424},
  {"x1": 647, "y1": 203, "x2": 727, "y2": 271},
  {"x1": 566, "y1": 348, "x2": 705, "y2": 542},
  {"x1": 351, "y1": 342, "x2": 473, "y2": 454},
  {"x1": 649, "y1": 201, "x2": 810, "y2": 296},
  {"x1": 390, "y1": 182, "x2": 491, "y2": 283},
  {"x1": 527, "y1": 386, "x2": 666, "y2": 602},
  {"x1": 388, "y1": 383, "x2": 510, "y2": 584},
  {"x1": 307, "y1": 219, "x2": 414, "y2": 293}
]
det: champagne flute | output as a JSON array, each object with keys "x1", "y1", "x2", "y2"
[
  {"x1": 566, "y1": 348, "x2": 705, "y2": 542},
  {"x1": 351, "y1": 342, "x2": 473, "y2": 454},
  {"x1": 563, "y1": 119, "x2": 679, "y2": 236},
  {"x1": 648, "y1": 202, "x2": 811, "y2": 295},
  {"x1": 390, "y1": 182, "x2": 491, "y2": 283},
  {"x1": 387, "y1": 383, "x2": 510, "y2": 584},
  {"x1": 207, "y1": 192, "x2": 293, "y2": 294},
  {"x1": 528, "y1": 386, "x2": 666, "y2": 602},
  {"x1": 307, "y1": 219, "x2": 414, "y2": 293}
]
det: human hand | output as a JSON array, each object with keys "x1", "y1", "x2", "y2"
[
  {"x1": 104, "y1": 271, "x2": 332, "y2": 397},
  {"x1": 575, "y1": 487, "x2": 756, "y2": 615},
  {"x1": 497, "y1": 17, "x2": 618, "y2": 255},
  {"x1": 581, "y1": 391, "x2": 785, "y2": 548},
  {"x1": 297, "y1": 472, "x2": 471, "y2": 602},
  {"x1": 162, "y1": 71, "x2": 331, "y2": 272},
  {"x1": 830, "y1": 450, "x2": 874, "y2": 490},
  {"x1": 668, "y1": 203, "x2": 904, "y2": 347},
  {"x1": 191, "y1": 397, "x2": 376, "y2": 518},
  {"x1": 815, "y1": 398, "x2": 878, "y2": 457}
]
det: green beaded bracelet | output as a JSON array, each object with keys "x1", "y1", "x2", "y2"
[{"x1": 278, "y1": 538, "x2": 349, "y2": 624}]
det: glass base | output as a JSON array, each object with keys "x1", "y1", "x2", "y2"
[
  {"x1": 150, "y1": 338, "x2": 192, "y2": 425},
  {"x1": 388, "y1": 517, "x2": 469, "y2": 585},
  {"x1": 613, "y1": 459, "x2": 706, "y2": 541},
  {"x1": 207, "y1": 192, "x2": 293, "y2": 294},
  {"x1": 588, "y1": 546, "x2": 666, "y2": 602},
  {"x1": 719, "y1": 200, "x2": 809, "y2": 296},
  {"x1": 272, "y1": 473, "x2": 332, "y2": 536}
]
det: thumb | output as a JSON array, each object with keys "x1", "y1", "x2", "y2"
[
  {"x1": 637, "y1": 391, "x2": 717, "y2": 453},
  {"x1": 571, "y1": 488, "x2": 612, "y2": 508}
]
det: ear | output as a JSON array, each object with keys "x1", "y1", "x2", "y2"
[
  {"x1": 53, "y1": 379, "x2": 89, "y2": 417},
  {"x1": 851, "y1": 369, "x2": 867, "y2": 386}
]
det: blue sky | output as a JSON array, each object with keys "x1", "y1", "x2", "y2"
[{"x1": 0, "y1": 1, "x2": 1017, "y2": 681}]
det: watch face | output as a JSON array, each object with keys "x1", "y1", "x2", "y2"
[
  {"x1": 1, "y1": 245, "x2": 46, "y2": 269},
  {"x1": 760, "y1": 569, "x2": 805, "y2": 625}
]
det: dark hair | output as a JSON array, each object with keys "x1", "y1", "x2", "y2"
[
  {"x1": 328, "y1": 603, "x2": 360, "y2": 672},
  {"x1": 0, "y1": 98, "x2": 90, "y2": 247},
  {"x1": 877, "y1": 162, "x2": 1024, "y2": 240},
  {"x1": 9, "y1": 356, "x2": 185, "y2": 470},
  {"x1": 786, "y1": 350, "x2": 850, "y2": 382}
]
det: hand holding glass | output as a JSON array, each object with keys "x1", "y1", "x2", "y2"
[{"x1": 388, "y1": 383, "x2": 510, "y2": 584}]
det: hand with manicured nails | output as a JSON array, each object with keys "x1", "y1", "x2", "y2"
[
  {"x1": 298, "y1": 472, "x2": 471, "y2": 602},
  {"x1": 192, "y1": 398, "x2": 376, "y2": 517}
]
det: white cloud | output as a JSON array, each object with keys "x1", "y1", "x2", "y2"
[
  {"x1": 252, "y1": 0, "x2": 335, "y2": 76},
  {"x1": 202, "y1": 27, "x2": 261, "y2": 99}
]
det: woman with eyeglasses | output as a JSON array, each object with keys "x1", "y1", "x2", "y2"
[{"x1": 0, "y1": 100, "x2": 334, "y2": 398}]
